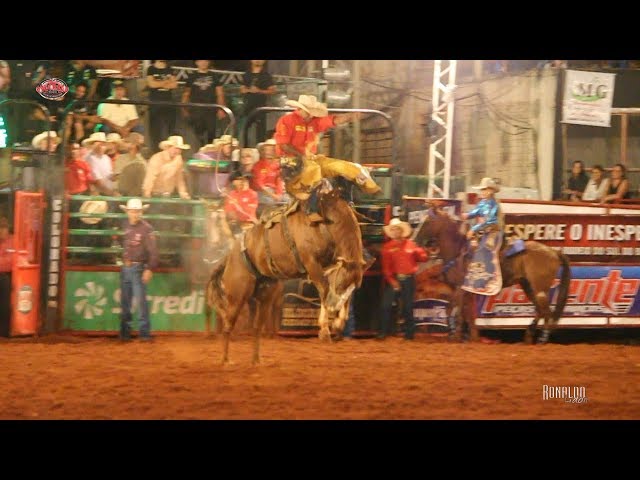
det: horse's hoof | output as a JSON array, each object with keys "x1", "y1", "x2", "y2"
[{"x1": 318, "y1": 330, "x2": 332, "y2": 343}]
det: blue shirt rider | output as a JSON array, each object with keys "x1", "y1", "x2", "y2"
[{"x1": 462, "y1": 177, "x2": 502, "y2": 240}]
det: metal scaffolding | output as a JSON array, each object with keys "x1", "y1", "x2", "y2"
[{"x1": 427, "y1": 60, "x2": 457, "y2": 198}]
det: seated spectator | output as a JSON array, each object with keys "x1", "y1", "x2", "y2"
[
  {"x1": 224, "y1": 171, "x2": 258, "y2": 237},
  {"x1": 82, "y1": 132, "x2": 116, "y2": 196},
  {"x1": 251, "y1": 138, "x2": 286, "y2": 209},
  {"x1": 25, "y1": 131, "x2": 61, "y2": 191},
  {"x1": 114, "y1": 133, "x2": 147, "y2": 197},
  {"x1": 212, "y1": 135, "x2": 239, "y2": 163},
  {"x1": 563, "y1": 160, "x2": 590, "y2": 201},
  {"x1": 61, "y1": 81, "x2": 100, "y2": 143},
  {"x1": 602, "y1": 163, "x2": 631, "y2": 203},
  {"x1": 142, "y1": 135, "x2": 190, "y2": 199},
  {"x1": 239, "y1": 147, "x2": 259, "y2": 175},
  {"x1": 581, "y1": 165, "x2": 609, "y2": 202},
  {"x1": 96, "y1": 81, "x2": 144, "y2": 137},
  {"x1": 105, "y1": 132, "x2": 125, "y2": 168},
  {"x1": 0, "y1": 216, "x2": 14, "y2": 337}
]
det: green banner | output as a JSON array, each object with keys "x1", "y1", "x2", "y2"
[{"x1": 63, "y1": 271, "x2": 214, "y2": 332}]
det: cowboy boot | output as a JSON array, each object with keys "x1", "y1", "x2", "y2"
[{"x1": 305, "y1": 186, "x2": 323, "y2": 223}]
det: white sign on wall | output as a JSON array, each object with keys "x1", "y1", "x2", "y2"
[{"x1": 562, "y1": 70, "x2": 616, "y2": 127}]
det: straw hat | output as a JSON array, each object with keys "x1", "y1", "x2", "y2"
[
  {"x1": 219, "y1": 135, "x2": 238, "y2": 147},
  {"x1": 159, "y1": 135, "x2": 190, "y2": 150},
  {"x1": 31, "y1": 131, "x2": 61, "y2": 149},
  {"x1": 240, "y1": 148, "x2": 259, "y2": 165},
  {"x1": 382, "y1": 217, "x2": 412, "y2": 238},
  {"x1": 106, "y1": 132, "x2": 124, "y2": 145},
  {"x1": 79, "y1": 200, "x2": 108, "y2": 225},
  {"x1": 471, "y1": 177, "x2": 501, "y2": 192},
  {"x1": 118, "y1": 198, "x2": 150, "y2": 211},
  {"x1": 81, "y1": 132, "x2": 108, "y2": 147},
  {"x1": 285, "y1": 94, "x2": 328, "y2": 118}
]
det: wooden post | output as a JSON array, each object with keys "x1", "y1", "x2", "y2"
[
  {"x1": 621, "y1": 113, "x2": 628, "y2": 166},
  {"x1": 561, "y1": 122, "x2": 568, "y2": 181}
]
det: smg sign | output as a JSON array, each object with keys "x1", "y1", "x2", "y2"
[{"x1": 562, "y1": 70, "x2": 616, "y2": 127}]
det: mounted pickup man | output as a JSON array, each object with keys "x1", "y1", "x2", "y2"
[{"x1": 274, "y1": 94, "x2": 381, "y2": 223}]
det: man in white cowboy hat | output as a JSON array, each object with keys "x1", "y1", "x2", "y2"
[
  {"x1": 82, "y1": 132, "x2": 117, "y2": 196},
  {"x1": 142, "y1": 135, "x2": 191, "y2": 199},
  {"x1": 22, "y1": 131, "x2": 61, "y2": 190},
  {"x1": 117, "y1": 198, "x2": 158, "y2": 341},
  {"x1": 379, "y1": 217, "x2": 429, "y2": 341},
  {"x1": 462, "y1": 177, "x2": 503, "y2": 240},
  {"x1": 114, "y1": 133, "x2": 147, "y2": 197},
  {"x1": 32, "y1": 130, "x2": 61, "y2": 152},
  {"x1": 274, "y1": 94, "x2": 380, "y2": 222}
]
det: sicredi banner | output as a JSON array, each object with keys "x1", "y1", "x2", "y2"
[{"x1": 63, "y1": 271, "x2": 209, "y2": 331}]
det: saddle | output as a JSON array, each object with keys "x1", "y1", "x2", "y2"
[{"x1": 261, "y1": 200, "x2": 300, "y2": 229}]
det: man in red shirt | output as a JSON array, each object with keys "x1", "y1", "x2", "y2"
[
  {"x1": 379, "y1": 218, "x2": 429, "y2": 340},
  {"x1": 274, "y1": 95, "x2": 378, "y2": 222},
  {"x1": 224, "y1": 171, "x2": 259, "y2": 237},
  {"x1": 65, "y1": 142, "x2": 96, "y2": 195},
  {"x1": 0, "y1": 216, "x2": 14, "y2": 337}
]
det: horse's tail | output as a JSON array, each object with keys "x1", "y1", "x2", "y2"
[{"x1": 552, "y1": 252, "x2": 571, "y2": 323}]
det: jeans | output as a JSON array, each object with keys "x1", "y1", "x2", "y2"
[
  {"x1": 120, "y1": 264, "x2": 150, "y2": 338},
  {"x1": 380, "y1": 276, "x2": 416, "y2": 339},
  {"x1": 100, "y1": 123, "x2": 145, "y2": 135}
]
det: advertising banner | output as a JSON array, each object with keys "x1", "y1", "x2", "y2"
[
  {"x1": 562, "y1": 69, "x2": 616, "y2": 127},
  {"x1": 63, "y1": 271, "x2": 209, "y2": 331}
]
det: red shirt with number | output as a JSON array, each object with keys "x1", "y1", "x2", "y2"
[
  {"x1": 381, "y1": 238, "x2": 428, "y2": 285},
  {"x1": 274, "y1": 111, "x2": 336, "y2": 155},
  {"x1": 224, "y1": 188, "x2": 258, "y2": 222}
]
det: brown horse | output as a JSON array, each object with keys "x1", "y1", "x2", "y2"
[
  {"x1": 414, "y1": 205, "x2": 571, "y2": 344},
  {"x1": 205, "y1": 190, "x2": 366, "y2": 364}
]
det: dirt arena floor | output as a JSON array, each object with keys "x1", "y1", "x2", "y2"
[{"x1": 1, "y1": 330, "x2": 639, "y2": 420}]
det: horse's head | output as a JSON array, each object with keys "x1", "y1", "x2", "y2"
[
  {"x1": 414, "y1": 202, "x2": 466, "y2": 260},
  {"x1": 323, "y1": 256, "x2": 365, "y2": 333}
]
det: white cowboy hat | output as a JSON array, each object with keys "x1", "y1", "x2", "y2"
[
  {"x1": 240, "y1": 148, "x2": 259, "y2": 165},
  {"x1": 383, "y1": 217, "x2": 412, "y2": 238},
  {"x1": 285, "y1": 94, "x2": 328, "y2": 118},
  {"x1": 218, "y1": 135, "x2": 239, "y2": 147},
  {"x1": 159, "y1": 135, "x2": 190, "y2": 150},
  {"x1": 79, "y1": 200, "x2": 108, "y2": 225},
  {"x1": 257, "y1": 138, "x2": 277, "y2": 150},
  {"x1": 31, "y1": 131, "x2": 61, "y2": 149},
  {"x1": 106, "y1": 132, "x2": 124, "y2": 144},
  {"x1": 81, "y1": 132, "x2": 108, "y2": 147},
  {"x1": 471, "y1": 177, "x2": 501, "y2": 192},
  {"x1": 119, "y1": 198, "x2": 150, "y2": 211},
  {"x1": 124, "y1": 132, "x2": 145, "y2": 146}
]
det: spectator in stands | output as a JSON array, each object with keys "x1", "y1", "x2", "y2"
[
  {"x1": 241, "y1": 60, "x2": 276, "y2": 144},
  {"x1": 239, "y1": 147, "x2": 259, "y2": 175},
  {"x1": 379, "y1": 218, "x2": 428, "y2": 341},
  {"x1": 82, "y1": 132, "x2": 117, "y2": 196},
  {"x1": 224, "y1": 171, "x2": 258, "y2": 237},
  {"x1": 0, "y1": 216, "x2": 14, "y2": 337},
  {"x1": 65, "y1": 142, "x2": 96, "y2": 196},
  {"x1": 61, "y1": 82, "x2": 100, "y2": 143},
  {"x1": 181, "y1": 60, "x2": 226, "y2": 150},
  {"x1": 27, "y1": 131, "x2": 61, "y2": 191},
  {"x1": 582, "y1": 165, "x2": 609, "y2": 203},
  {"x1": 146, "y1": 60, "x2": 178, "y2": 153},
  {"x1": 64, "y1": 60, "x2": 98, "y2": 101},
  {"x1": 251, "y1": 138, "x2": 285, "y2": 208},
  {"x1": 97, "y1": 81, "x2": 143, "y2": 137},
  {"x1": 0, "y1": 60, "x2": 10, "y2": 102},
  {"x1": 142, "y1": 135, "x2": 190, "y2": 199},
  {"x1": 105, "y1": 132, "x2": 124, "y2": 167},
  {"x1": 602, "y1": 163, "x2": 631, "y2": 203},
  {"x1": 563, "y1": 160, "x2": 590, "y2": 201},
  {"x1": 114, "y1": 133, "x2": 146, "y2": 197}
]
